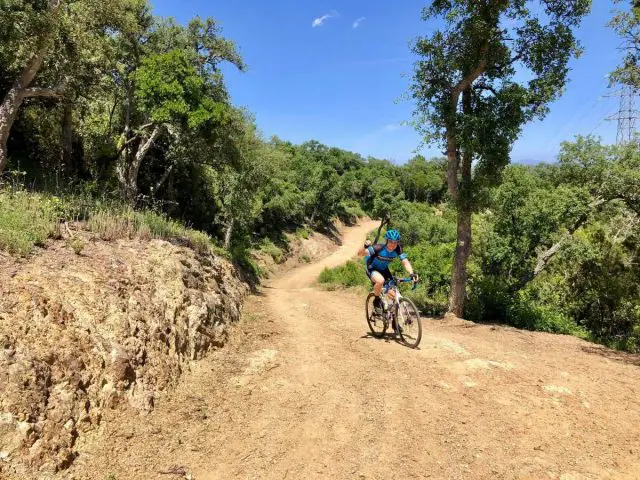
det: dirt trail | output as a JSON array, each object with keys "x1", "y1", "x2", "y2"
[{"x1": 69, "y1": 220, "x2": 640, "y2": 480}]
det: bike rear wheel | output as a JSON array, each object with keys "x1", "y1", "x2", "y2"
[
  {"x1": 397, "y1": 297, "x2": 422, "y2": 348},
  {"x1": 365, "y1": 293, "x2": 387, "y2": 338}
]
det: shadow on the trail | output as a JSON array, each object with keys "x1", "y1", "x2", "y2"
[
  {"x1": 314, "y1": 221, "x2": 343, "y2": 246},
  {"x1": 582, "y1": 345, "x2": 640, "y2": 367},
  {"x1": 359, "y1": 332, "x2": 422, "y2": 350}
]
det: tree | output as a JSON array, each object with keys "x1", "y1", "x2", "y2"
[
  {"x1": 411, "y1": 0, "x2": 590, "y2": 316},
  {"x1": 85, "y1": 12, "x2": 246, "y2": 204},
  {"x1": 0, "y1": 0, "x2": 65, "y2": 172},
  {"x1": 609, "y1": 0, "x2": 640, "y2": 88},
  {"x1": 0, "y1": 0, "x2": 135, "y2": 174}
]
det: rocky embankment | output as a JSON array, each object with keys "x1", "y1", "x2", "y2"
[{"x1": 0, "y1": 238, "x2": 247, "y2": 477}]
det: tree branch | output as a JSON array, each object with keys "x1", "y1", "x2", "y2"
[
  {"x1": 22, "y1": 87, "x2": 66, "y2": 99},
  {"x1": 451, "y1": 43, "x2": 490, "y2": 97},
  {"x1": 151, "y1": 162, "x2": 175, "y2": 196},
  {"x1": 473, "y1": 82, "x2": 498, "y2": 96},
  {"x1": 446, "y1": 42, "x2": 489, "y2": 200},
  {"x1": 522, "y1": 197, "x2": 609, "y2": 286}
]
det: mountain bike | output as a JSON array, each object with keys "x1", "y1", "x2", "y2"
[{"x1": 365, "y1": 276, "x2": 422, "y2": 348}]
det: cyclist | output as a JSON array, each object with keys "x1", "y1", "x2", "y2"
[{"x1": 357, "y1": 229, "x2": 418, "y2": 315}]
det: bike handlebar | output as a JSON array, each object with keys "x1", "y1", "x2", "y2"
[{"x1": 391, "y1": 276, "x2": 420, "y2": 291}]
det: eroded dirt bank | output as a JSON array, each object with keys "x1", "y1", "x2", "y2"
[{"x1": 0, "y1": 239, "x2": 247, "y2": 477}]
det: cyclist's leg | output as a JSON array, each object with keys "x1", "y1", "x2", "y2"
[{"x1": 369, "y1": 270, "x2": 385, "y2": 298}]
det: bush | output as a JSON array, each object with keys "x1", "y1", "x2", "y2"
[
  {"x1": 259, "y1": 238, "x2": 285, "y2": 263},
  {"x1": 0, "y1": 190, "x2": 61, "y2": 255},
  {"x1": 318, "y1": 260, "x2": 370, "y2": 289},
  {"x1": 507, "y1": 292, "x2": 588, "y2": 338},
  {"x1": 337, "y1": 199, "x2": 365, "y2": 225},
  {"x1": 295, "y1": 226, "x2": 311, "y2": 240},
  {"x1": 391, "y1": 242, "x2": 454, "y2": 315},
  {"x1": 0, "y1": 188, "x2": 227, "y2": 258},
  {"x1": 69, "y1": 236, "x2": 85, "y2": 255}
]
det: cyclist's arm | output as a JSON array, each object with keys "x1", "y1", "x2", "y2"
[
  {"x1": 397, "y1": 246, "x2": 414, "y2": 275},
  {"x1": 401, "y1": 258, "x2": 414, "y2": 275},
  {"x1": 358, "y1": 242, "x2": 377, "y2": 257}
]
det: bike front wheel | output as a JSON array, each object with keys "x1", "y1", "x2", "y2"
[
  {"x1": 365, "y1": 293, "x2": 387, "y2": 338},
  {"x1": 396, "y1": 297, "x2": 422, "y2": 348}
]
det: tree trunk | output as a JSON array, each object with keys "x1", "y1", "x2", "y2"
[
  {"x1": 449, "y1": 202, "x2": 472, "y2": 316},
  {"x1": 0, "y1": 0, "x2": 62, "y2": 173},
  {"x1": 448, "y1": 87, "x2": 474, "y2": 317},
  {"x1": 309, "y1": 202, "x2": 318, "y2": 225},
  {"x1": 374, "y1": 215, "x2": 390, "y2": 244},
  {"x1": 61, "y1": 102, "x2": 73, "y2": 176},
  {"x1": 0, "y1": 45, "x2": 50, "y2": 173},
  {"x1": 151, "y1": 162, "x2": 175, "y2": 198},
  {"x1": 224, "y1": 218, "x2": 234, "y2": 250},
  {"x1": 118, "y1": 124, "x2": 164, "y2": 206}
]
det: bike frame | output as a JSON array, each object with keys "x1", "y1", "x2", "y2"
[{"x1": 381, "y1": 277, "x2": 417, "y2": 315}]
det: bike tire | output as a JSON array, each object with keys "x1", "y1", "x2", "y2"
[
  {"x1": 397, "y1": 297, "x2": 422, "y2": 348},
  {"x1": 365, "y1": 293, "x2": 387, "y2": 338}
]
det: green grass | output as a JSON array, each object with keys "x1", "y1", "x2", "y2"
[
  {"x1": 88, "y1": 208, "x2": 226, "y2": 256},
  {"x1": 0, "y1": 190, "x2": 62, "y2": 255},
  {"x1": 318, "y1": 260, "x2": 370, "y2": 290},
  {"x1": 258, "y1": 238, "x2": 285, "y2": 263},
  {"x1": 0, "y1": 188, "x2": 229, "y2": 258},
  {"x1": 299, "y1": 254, "x2": 311, "y2": 263},
  {"x1": 295, "y1": 226, "x2": 311, "y2": 240}
]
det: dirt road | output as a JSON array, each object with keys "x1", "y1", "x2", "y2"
[{"x1": 70, "y1": 220, "x2": 640, "y2": 480}]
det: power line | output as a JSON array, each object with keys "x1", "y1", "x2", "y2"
[{"x1": 607, "y1": 85, "x2": 640, "y2": 145}]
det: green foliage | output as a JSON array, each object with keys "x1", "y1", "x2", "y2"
[
  {"x1": 295, "y1": 227, "x2": 311, "y2": 240},
  {"x1": 69, "y1": 236, "x2": 85, "y2": 255},
  {"x1": 135, "y1": 49, "x2": 227, "y2": 129},
  {"x1": 391, "y1": 201, "x2": 456, "y2": 247},
  {"x1": 468, "y1": 138, "x2": 640, "y2": 352},
  {"x1": 609, "y1": 1, "x2": 640, "y2": 88},
  {"x1": 399, "y1": 156, "x2": 447, "y2": 203},
  {"x1": 318, "y1": 260, "x2": 370, "y2": 290},
  {"x1": 0, "y1": 189, "x2": 61, "y2": 255},
  {"x1": 258, "y1": 238, "x2": 286, "y2": 264},
  {"x1": 411, "y1": 0, "x2": 590, "y2": 192},
  {"x1": 299, "y1": 254, "x2": 311, "y2": 264},
  {"x1": 336, "y1": 199, "x2": 365, "y2": 225},
  {"x1": 88, "y1": 208, "x2": 221, "y2": 255}
]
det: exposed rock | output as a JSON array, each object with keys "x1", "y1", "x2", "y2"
[{"x1": 0, "y1": 238, "x2": 247, "y2": 476}]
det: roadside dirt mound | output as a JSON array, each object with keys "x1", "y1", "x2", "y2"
[
  {"x1": 251, "y1": 221, "x2": 347, "y2": 277},
  {"x1": 0, "y1": 237, "x2": 247, "y2": 477}
]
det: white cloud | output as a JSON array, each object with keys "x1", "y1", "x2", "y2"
[
  {"x1": 312, "y1": 11, "x2": 339, "y2": 27},
  {"x1": 312, "y1": 14, "x2": 330, "y2": 27},
  {"x1": 353, "y1": 17, "x2": 365, "y2": 28}
]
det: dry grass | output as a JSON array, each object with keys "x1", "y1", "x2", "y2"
[{"x1": 0, "y1": 188, "x2": 227, "y2": 258}]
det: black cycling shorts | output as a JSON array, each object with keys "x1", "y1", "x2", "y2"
[{"x1": 366, "y1": 266, "x2": 393, "y2": 282}]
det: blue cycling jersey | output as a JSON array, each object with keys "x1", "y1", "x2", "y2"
[{"x1": 365, "y1": 243, "x2": 408, "y2": 271}]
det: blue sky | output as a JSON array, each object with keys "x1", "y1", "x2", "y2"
[{"x1": 151, "y1": 0, "x2": 623, "y2": 164}]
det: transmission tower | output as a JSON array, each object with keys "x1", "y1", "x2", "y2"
[{"x1": 607, "y1": 84, "x2": 640, "y2": 145}]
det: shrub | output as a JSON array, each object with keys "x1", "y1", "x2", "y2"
[
  {"x1": 259, "y1": 238, "x2": 285, "y2": 263},
  {"x1": 295, "y1": 227, "x2": 311, "y2": 240},
  {"x1": 69, "y1": 236, "x2": 85, "y2": 255},
  {"x1": 0, "y1": 190, "x2": 61, "y2": 255},
  {"x1": 318, "y1": 260, "x2": 370, "y2": 289}
]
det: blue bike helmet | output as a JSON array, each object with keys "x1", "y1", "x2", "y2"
[{"x1": 385, "y1": 229, "x2": 401, "y2": 241}]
